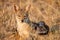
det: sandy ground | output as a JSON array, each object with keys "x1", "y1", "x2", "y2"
[{"x1": 0, "y1": 0, "x2": 60, "y2": 40}]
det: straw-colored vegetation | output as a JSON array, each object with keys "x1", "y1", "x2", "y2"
[{"x1": 0, "y1": 0, "x2": 60, "y2": 40}]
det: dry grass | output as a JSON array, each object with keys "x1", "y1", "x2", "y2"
[{"x1": 0, "y1": 0, "x2": 60, "y2": 40}]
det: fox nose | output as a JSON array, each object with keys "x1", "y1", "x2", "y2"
[{"x1": 22, "y1": 18, "x2": 30, "y2": 24}]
